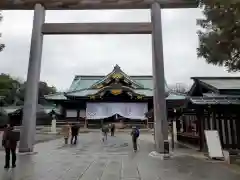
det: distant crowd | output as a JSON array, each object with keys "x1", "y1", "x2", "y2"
[{"x1": 61, "y1": 122, "x2": 140, "y2": 152}]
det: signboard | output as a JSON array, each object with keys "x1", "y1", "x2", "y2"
[
  {"x1": 0, "y1": 0, "x2": 198, "y2": 10},
  {"x1": 204, "y1": 130, "x2": 224, "y2": 159}
]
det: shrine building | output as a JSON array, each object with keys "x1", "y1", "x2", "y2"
[{"x1": 45, "y1": 64, "x2": 184, "y2": 128}]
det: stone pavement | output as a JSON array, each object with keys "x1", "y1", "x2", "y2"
[
  {"x1": 0, "y1": 132, "x2": 239, "y2": 180},
  {"x1": 0, "y1": 131, "x2": 61, "y2": 151}
]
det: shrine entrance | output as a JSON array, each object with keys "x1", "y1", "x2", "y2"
[{"x1": 0, "y1": 0, "x2": 198, "y2": 153}]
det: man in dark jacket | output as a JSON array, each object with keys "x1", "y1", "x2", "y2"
[
  {"x1": 131, "y1": 126, "x2": 139, "y2": 152},
  {"x1": 110, "y1": 123, "x2": 115, "y2": 136},
  {"x1": 101, "y1": 125, "x2": 109, "y2": 142},
  {"x1": 2, "y1": 124, "x2": 19, "y2": 169},
  {"x1": 71, "y1": 123, "x2": 79, "y2": 144}
]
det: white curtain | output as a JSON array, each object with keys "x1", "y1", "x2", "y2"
[
  {"x1": 86, "y1": 103, "x2": 147, "y2": 120},
  {"x1": 66, "y1": 110, "x2": 77, "y2": 117},
  {"x1": 79, "y1": 110, "x2": 86, "y2": 118}
]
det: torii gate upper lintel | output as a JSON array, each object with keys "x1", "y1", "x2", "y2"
[
  {"x1": 0, "y1": 0, "x2": 198, "y2": 10},
  {"x1": 2, "y1": 0, "x2": 199, "y2": 154}
]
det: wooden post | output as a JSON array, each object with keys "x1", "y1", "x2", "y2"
[
  {"x1": 146, "y1": 118, "x2": 149, "y2": 129},
  {"x1": 77, "y1": 109, "x2": 80, "y2": 121},
  {"x1": 197, "y1": 107, "x2": 203, "y2": 151},
  {"x1": 84, "y1": 118, "x2": 88, "y2": 129}
]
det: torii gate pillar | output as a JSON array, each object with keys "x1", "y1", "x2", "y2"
[
  {"x1": 19, "y1": 4, "x2": 45, "y2": 153},
  {"x1": 151, "y1": 2, "x2": 169, "y2": 154}
]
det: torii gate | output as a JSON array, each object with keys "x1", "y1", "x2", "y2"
[{"x1": 0, "y1": 0, "x2": 198, "y2": 153}]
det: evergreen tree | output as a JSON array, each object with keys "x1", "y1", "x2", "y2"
[{"x1": 197, "y1": 0, "x2": 240, "y2": 71}]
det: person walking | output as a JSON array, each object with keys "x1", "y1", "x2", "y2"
[
  {"x1": 2, "y1": 124, "x2": 19, "y2": 169},
  {"x1": 61, "y1": 121, "x2": 71, "y2": 144},
  {"x1": 71, "y1": 123, "x2": 79, "y2": 145},
  {"x1": 131, "y1": 126, "x2": 140, "y2": 152},
  {"x1": 101, "y1": 125, "x2": 109, "y2": 142},
  {"x1": 110, "y1": 123, "x2": 115, "y2": 136}
]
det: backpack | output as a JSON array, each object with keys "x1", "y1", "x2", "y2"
[{"x1": 134, "y1": 128, "x2": 140, "y2": 138}]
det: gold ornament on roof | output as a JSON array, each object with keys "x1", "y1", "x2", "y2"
[
  {"x1": 111, "y1": 89, "x2": 122, "y2": 95},
  {"x1": 89, "y1": 95, "x2": 95, "y2": 100},
  {"x1": 137, "y1": 95, "x2": 143, "y2": 100},
  {"x1": 96, "y1": 84, "x2": 103, "y2": 89},
  {"x1": 112, "y1": 73, "x2": 123, "y2": 79}
]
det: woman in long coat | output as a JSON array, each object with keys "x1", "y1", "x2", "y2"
[{"x1": 61, "y1": 122, "x2": 71, "y2": 144}]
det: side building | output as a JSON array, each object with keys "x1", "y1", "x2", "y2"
[{"x1": 178, "y1": 77, "x2": 240, "y2": 151}]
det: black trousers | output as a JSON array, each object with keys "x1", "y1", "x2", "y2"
[
  {"x1": 111, "y1": 129, "x2": 115, "y2": 136},
  {"x1": 132, "y1": 138, "x2": 137, "y2": 151},
  {"x1": 71, "y1": 135, "x2": 77, "y2": 144},
  {"x1": 5, "y1": 147, "x2": 16, "y2": 167}
]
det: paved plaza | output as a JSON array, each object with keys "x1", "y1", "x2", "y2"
[{"x1": 0, "y1": 132, "x2": 239, "y2": 180}]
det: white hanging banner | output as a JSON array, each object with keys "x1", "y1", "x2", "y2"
[
  {"x1": 86, "y1": 103, "x2": 148, "y2": 120},
  {"x1": 79, "y1": 109, "x2": 86, "y2": 117},
  {"x1": 66, "y1": 110, "x2": 77, "y2": 117}
]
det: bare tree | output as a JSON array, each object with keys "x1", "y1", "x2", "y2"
[
  {"x1": 0, "y1": 12, "x2": 5, "y2": 52},
  {"x1": 168, "y1": 83, "x2": 188, "y2": 94}
]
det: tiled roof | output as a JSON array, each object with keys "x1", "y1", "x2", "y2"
[
  {"x1": 190, "y1": 97, "x2": 240, "y2": 105},
  {"x1": 3, "y1": 105, "x2": 59, "y2": 115},
  {"x1": 68, "y1": 75, "x2": 170, "y2": 92},
  {"x1": 66, "y1": 88, "x2": 153, "y2": 97},
  {"x1": 192, "y1": 77, "x2": 240, "y2": 90},
  {"x1": 68, "y1": 64, "x2": 155, "y2": 91},
  {"x1": 203, "y1": 93, "x2": 240, "y2": 98},
  {"x1": 2, "y1": 106, "x2": 21, "y2": 114},
  {"x1": 69, "y1": 76, "x2": 102, "y2": 91},
  {"x1": 47, "y1": 65, "x2": 172, "y2": 100},
  {"x1": 44, "y1": 92, "x2": 67, "y2": 100},
  {"x1": 66, "y1": 89, "x2": 99, "y2": 97},
  {"x1": 166, "y1": 94, "x2": 186, "y2": 100}
]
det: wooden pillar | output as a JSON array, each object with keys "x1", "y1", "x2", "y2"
[
  {"x1": 212, "y1": 107, "x2": 217, "y2": 130},
  {"x1": 84, "y1": 118, "x2": 88, "y2": 129},
  {"x1": 236, "y1": 111, "x2": 240, "y2": 149},
  {"x1": 19, "y1": 4, "x2": 45, "y2": 153},
  {"x1": 146, "y1": 118, "x2": 149, "y2": 129},
  {"x1": 229, "y1": 111, "x2": 236, "y2": 149},
  {"x1": 77, "y1": 109, "x2": 80, "y2": 121},
  {"x1": 197, "y1": 107, "x2": 204, "y2": 151}
]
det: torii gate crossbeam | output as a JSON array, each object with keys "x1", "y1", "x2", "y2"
[
  {"x1": 0, "y1": 0, "x2": 197, "y2": 9},
  {"x1": 0, "y1": 0, "x2": 198, "y2": 154}
]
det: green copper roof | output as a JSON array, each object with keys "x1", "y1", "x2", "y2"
[
  {"x1": 131, "y1": 76, "x2": 153, "y2": 90},
  {"x1": 69, "y1": 75, "x2": 154, "y2": 91},
  {"x1": 44, "y1": 92, "x2": 67, "y2": 100},
  {"x1": 46, "y1": 65, "x2": 170, "y2": 100},
  {"x1": 166, "y1": 94, "x2": 186, "y2": 100},
  {"x1": 134, "y1": 89, "x2": 153, "y2": 96},
  {"x1": 192, "y1": 77, "x2": 240, "y2": 90},
  {"x1": 1, "y1": 105, "x2": 59, "y2": 114},
  {"x1": 66, "y1": 89, "x2": 99, "y2": 97},
  {"x1": 69, "y1": 76, "x2": 102, "y2": 91},
  {"x1": 66, "y1": 88, "x2": 153, "y2": 97}
]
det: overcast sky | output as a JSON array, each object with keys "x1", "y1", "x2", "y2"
[{"x1": 0, "y1": 8, "x2": 239, "y2": 91}]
